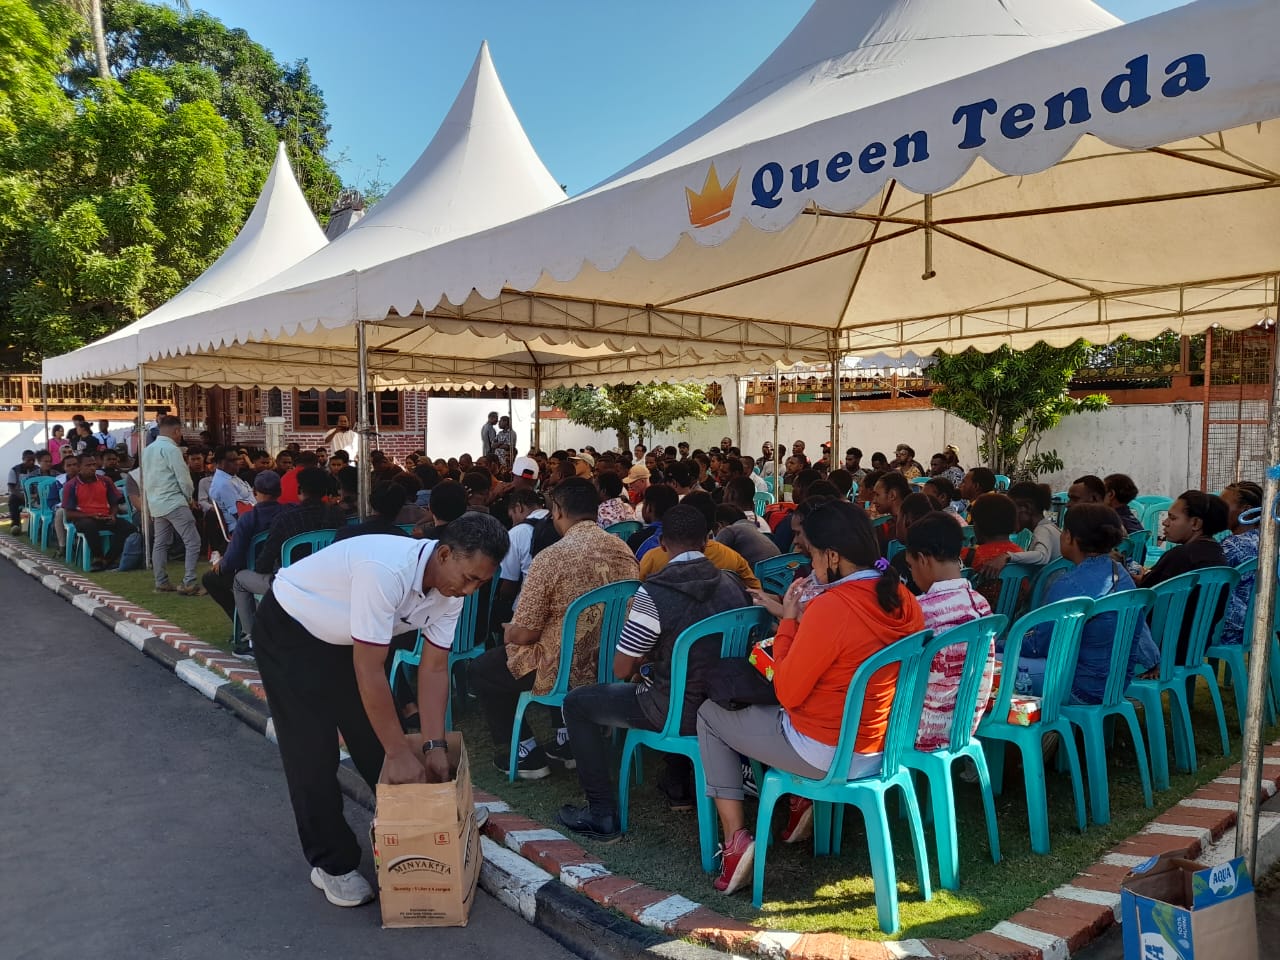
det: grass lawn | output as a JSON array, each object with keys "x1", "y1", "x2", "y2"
[
  {"x1": 454, "y1": 675, "x2": 1271, "y2": 943},
  {"x1": 5, "y1": 521, "x2": 1269, "y2": 941}
]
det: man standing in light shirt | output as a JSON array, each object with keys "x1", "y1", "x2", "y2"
[
  {"x1": 323, "y1": 415, "x2": 359, "y2": 460},
  {"x1": 142, "y1": 416, "x2": 204, "y2": 595},
  {"x1": 481, "y1": 410, "x2": 500, "y2": 459},
  {"x1": 254, "y1": 515, "x2": 508, "y2": 908}
]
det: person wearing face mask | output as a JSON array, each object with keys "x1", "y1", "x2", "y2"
[{"x1": 695, "y1": 499, "x2": 925, "y2": 895}]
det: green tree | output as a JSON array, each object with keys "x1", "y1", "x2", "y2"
[
  {"x1": 929, "y1": 341, "x2": 1109, "y2": 478},
  {"x1": 544, "y1": 383, "x2": 713, "y2": 451},
  {"x1": 66, "y1": 0, "x2": 339, "y2": 215}
]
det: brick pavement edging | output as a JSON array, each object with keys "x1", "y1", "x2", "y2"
[{"x1": 5, "y1": 532, "x2": 1280, "y2": 960}]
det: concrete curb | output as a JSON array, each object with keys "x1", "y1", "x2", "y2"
[{"x1": 5, "y1": 532, "x2": 1279, "y2": 959}]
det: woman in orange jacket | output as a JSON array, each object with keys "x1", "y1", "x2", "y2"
[{"x1": 695, "y1": 499, "x2": 925, "y2": 895}]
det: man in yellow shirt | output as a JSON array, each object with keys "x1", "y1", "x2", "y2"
[{"x1": 638, "y1": 491, "x2": 761, "y2": 589}]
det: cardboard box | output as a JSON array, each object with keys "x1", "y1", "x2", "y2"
[
  {"x1": 370, "y1": 732, "x2": 481, "y2": 928},
  {"x1": 1120, "y1": 854, "x2": 1258, "y2": 960}
]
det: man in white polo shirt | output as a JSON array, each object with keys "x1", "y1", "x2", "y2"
[{"x1": 253, "y1": 512, "x2": 509, "y2": 908}]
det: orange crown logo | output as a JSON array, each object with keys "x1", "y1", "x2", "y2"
[{"x1": 686, "y1": 163, "x2": 739, "y2": 228}]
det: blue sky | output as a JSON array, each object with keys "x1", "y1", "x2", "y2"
[{"x1": 197, "y1": 0, "x2": 1186, "y2": 197}]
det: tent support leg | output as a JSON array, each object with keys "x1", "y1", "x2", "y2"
[
  {"x1": 40, "y1": 378, "x2": 49, "y2": 451},
  {"x1": 772, "y1": 365, "x2": 780, "y2": 492},
  {"x1": 533, "y1": 370, "x2": 543, "y2": 455},
  {"x1": 829, "y1": 349, "x2": 841, "y2": 466},
  {"x1": 1237, "y1": 320, "x2": 1280, "y2": 876},
  {"x1": 137, "y1": 365, "x2": 150, "y2": 570},
  {"x1": 355, "y1": 321, "x2": 370, "y2": 521}
]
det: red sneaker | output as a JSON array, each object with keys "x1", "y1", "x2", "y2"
[
  {"x1": 713, "y1": 828, "x2": 755, "y2": 895},
  {"x1": 780, "y1": 796, "x2": 814, "y2": 844}
]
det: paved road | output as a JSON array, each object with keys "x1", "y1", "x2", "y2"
[{"x1": 0, "y1": 559, "x2": 577, "y2": 960}]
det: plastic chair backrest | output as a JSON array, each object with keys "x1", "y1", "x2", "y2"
[
  {"x1": 1090, "y1": 589, "x2": 1157, "y2": 707},
  {"x1": 1012, "y1": 529, "x2": 1033, "y2": 550},
  {"x1": 1148, "y1": 567, "x2": 1239, "y2": 672},
  {"x1": 754, "y1": 553, "x2": 804, "y2": 595},
  {"x1": 280, "y1": 529, "x2": 337, "y2": 567},
  {"x1": 886, "y1": 539, "x2": 904, "y2": 561},
  {"x1": 908, "y1": 615, "x2": 1008, "y2": 753},
  {"x1": 245, "y1": 530, "x2": 270, "y2": 573},
  {"x1": 23, "y1": 476, "x2": 56, "y2": 510},
  {"x1": 820, "y1": 629, "x2": 931, "y2": 786},
  {"x1": 1030, "y1": 557, "x2": 1075, "y2": 609},
  {"x1": 210, "y1": 500, "x2": 231, "y2": 544},
  {"x1": 545, "y1": 580, "x2": 642, "y2": 693},
  {"x1": 1115, "y1": 530, "x2": 1151, "y2": 564},
  {"x1": 994, "y1": 475, "x2": 1010, "y2": 492},
  {"x1": 753, "y1": 491, "x2": 773, "y2": 516},
  {"x1": 960, "y1": 525, "x2": 976, "y2": 547},
  {"x1": 451, "y1": 589, "x2": 485, "y2": 657},
  {"x1": 605, "y1": 521, "x2": 642, "y2": 541},
  {"x1": 660, "y1": 606, "x2": 773, "y2": 738},
  {"x1": 1137, "y1": 498, "x2": 1174, "y2": 536},
  {"x1": 994, "y1": 563, "x2": 1036, "y2": 620},
  {"x1": 870, "y1": 515, "x2": 892, "y2": 530},
  {"x1": 998, "y1": 597, "x2": 1093, "y2": 724},
  {"x1": 397, "y1": 523, "x2": 416, "y2": 534},
  {"x1": 910, "y1": 477, "x2": 930, "y2": 488}
]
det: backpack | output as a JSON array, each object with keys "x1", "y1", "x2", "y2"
[{"x1": 525, "y1": 514, "x2": 561, "y2": 558}]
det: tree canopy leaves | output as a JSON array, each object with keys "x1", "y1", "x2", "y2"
[
  {"x1": 0, "y1": 0, "x2": 341, "y2": 369},
  {"x1": 929, "y1": 342, "x2": 1109, "y2": 477},
  {"x1": 543, "y1": 383, "x2": 713, "y2": 451}
]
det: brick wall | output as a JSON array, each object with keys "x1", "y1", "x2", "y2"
[{"x1": 229, "y1": 390, "x2": 428, "y2": 462}]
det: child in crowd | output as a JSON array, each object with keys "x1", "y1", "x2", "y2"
[
  {"x1": 962, "y1": 493, "x2": 1023, "y2": 609},
  {"x1": 979, "y1": 482, "x2": 1061, "y2": 577},
  {"x1": 905, "y1": 512, "x2": 995, "y2": 752}
]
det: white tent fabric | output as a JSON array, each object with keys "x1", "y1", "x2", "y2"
[
  {"x1": 47, "y1": 0, "x2": 1280, "y2": 389},
  {"x1": 45, "y1": 40, "x2": 565, "y2": 385},
  {"x1": 41, "y1": 142, "x2": 327, "y2": 383}
]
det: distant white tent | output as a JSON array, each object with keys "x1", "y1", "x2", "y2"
[{"x1": 42, "y1": 142, "x2": 327, "y2": 384}]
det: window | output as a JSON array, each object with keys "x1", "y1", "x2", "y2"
[{"x1": 293, "y1": 390, "x2": 403, "y2": 430}]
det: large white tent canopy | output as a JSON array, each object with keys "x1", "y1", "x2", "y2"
[
  {"x1": 54, "y1": 0, "x2": 1279, "y2": 392},
  {"x1": 41, "y1": 141, "x2": 328, "y2": 384}
]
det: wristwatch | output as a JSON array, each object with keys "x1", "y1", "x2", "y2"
[{"x1": 420, "y1": 739, "x2": 448, "y2": 755}]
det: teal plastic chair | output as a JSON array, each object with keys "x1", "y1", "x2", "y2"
[
  {"x1": 279, "y1": 529, "x2": 336, "y2": 567},
  {"x1": 1136, "y1": 498, "x2": 1174, "y2": 539},
  {"x1": 994, "y1": 475, "x2": 1010, "y2": 492},
  {"x1": 1127, "y1": 567, "x2": 1238, "y2": 783},
  {"x1": 886, "y1": 539, "x2": 905, "y2": 562},
  {"x1": 1012, "y1": 529, "x2": 1033, "y2": 550},
  {"x1": 993, "y1": 562, "x2": 1037, "y2": 621},
  {"x1": 618, "y1": 606, "x2": 771, "y2": 871},
  {"x1": 751, "y1": 630, "x2": 933, "y2": 934},
  {"x1": 1050, "y1": 492, "x2": 1069, "y2": 526},
  {"x1": 753, "y1": 553, "x2": 804, "y2": 596},
  {"x1": 871, "y1": 515, "x2": 893, "y2": 531},
  {"x1": 960, "y1": 525, "x2": 976, "y2": 547},
  {"x1": 509, "y1": 579, "x2": 641, "y2": 781},
  {"x1": 67, "y1": 523, "x2": 113, "y2": 571},
  {"x1": 1061, "y1": 589, "x2": 1157, "y2": 825},
  {"x1": 1206, "y1": 558, "x2": 1265, "y2": 729},
  {"x1": 979, "y1": 597, "x2": 1092, "y2": 855},
  {"x1": 753, "y1": 491, "x2": 774, "y2": 516},
  {"x1": 1029, "y1": 557, "x2": 1074, "y2": 609},
  {"x1": 1115, "y1": 530, "x2": 1151, "y2": 565},
  {"x1": 21, "y1": 476, "x2": 56, "y2": 549},
  {"x1": 902, "y1": 615, "x2": 1008, "y2": 891},
  {"x1": 605, "y1": 520, "x2": 642, "y2": 541},
  {"x1": 910, "y1": 477, "x2": 930, "y2": 488},
  {"x1": 389, "y1": 586, "x2": 486, "y2": 731}
]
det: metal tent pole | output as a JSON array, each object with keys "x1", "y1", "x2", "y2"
[
  {"x1": 829, "y1": 349, "x2": 841, "y2": 466},
  {"x1": 40, "y1": 378, "x2": 49, "y2": 448},
  {"x1": 136, "y1": 365, "x2": 151, "y2": 570},
  {"x1": 772, "y1": 365, "x2": 781, "y2": 490},
  {"x1": 533, "y1": 370, "x2": 543, "y2": 454},
  {"x1": 1237, "y1": 318, "x2": 1280, "y2": 875},
  {"x1": 355, "y1": 321, "x2": 371, "y2": 521}
]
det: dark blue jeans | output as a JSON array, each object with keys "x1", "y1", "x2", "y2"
[{"x1": 563, "y1": 682, "x2": 660, "y2": 816}]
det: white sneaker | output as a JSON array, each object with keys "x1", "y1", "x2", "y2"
[{"x1": 310, "y1": 867, "x2": 375, "y2": 907}]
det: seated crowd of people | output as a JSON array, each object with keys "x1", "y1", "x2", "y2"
[{"x1": 8, "y1": 422, "x2": 1265, "y2": 897}]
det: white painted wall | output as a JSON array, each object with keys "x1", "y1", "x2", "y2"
[
  {"x1": 425, "y1": 396, "x2": 536, "y2": 461},
  {"x1": 0, "y1": 418, "x2": 134, "y2": 471}
]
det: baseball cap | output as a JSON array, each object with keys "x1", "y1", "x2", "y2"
[
  {"x1": 253, "y1": 470, "x2": 281, "y2": 496},
  {"x1": 570, "y1": 451, "x2": 596, "y2": 468},
  {"x1": 511, "y1": 456, "x2": 539, "y2": 480},
  {"x1": 622, "y1": 464, "x2": 650, "y2": 485}
]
